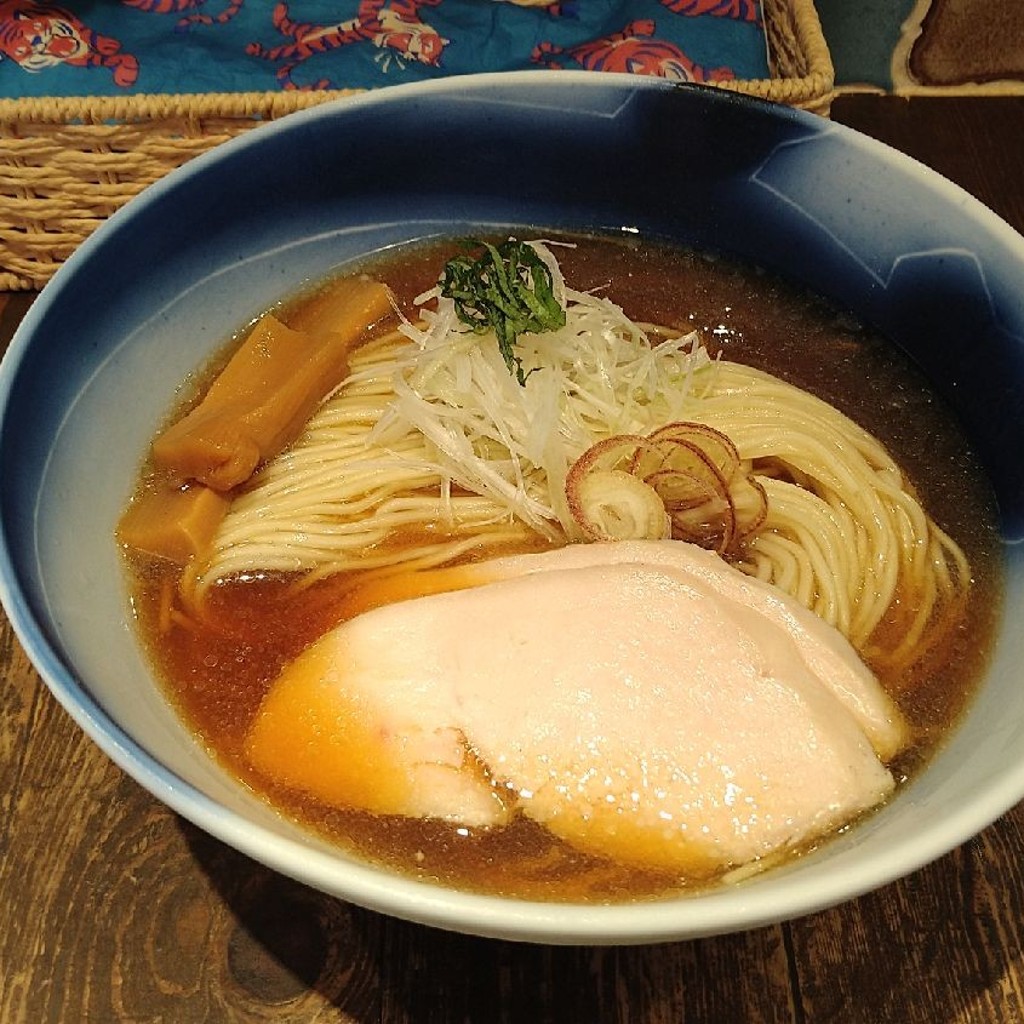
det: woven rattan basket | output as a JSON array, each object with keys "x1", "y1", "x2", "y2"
[{"x1": 0, "y1": 0, "x2": 833, "y2": 291}]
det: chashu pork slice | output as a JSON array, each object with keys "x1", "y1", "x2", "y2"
[
  {"x1": 245, "y1": 540, "x2": 908, "y2": 876},
  {"x1": 453, "y1": 540, "x2": 909, "y2": 761}
]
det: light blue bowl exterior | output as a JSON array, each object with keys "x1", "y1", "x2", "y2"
[{"x1": 2, "y1": 72, "x2": 1023, "y2": 944}]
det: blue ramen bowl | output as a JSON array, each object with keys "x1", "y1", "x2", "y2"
[{"x1": 1, "y1": 73, "x2": 1023, "y2": 945}]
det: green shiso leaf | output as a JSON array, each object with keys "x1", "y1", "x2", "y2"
[{"x1": 439, "y1": 239, "x2": 566, "y2": 386}]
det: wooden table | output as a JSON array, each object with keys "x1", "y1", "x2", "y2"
[{"x1": 2, "y1": 94, "x2": 1023, "y2": 1023}]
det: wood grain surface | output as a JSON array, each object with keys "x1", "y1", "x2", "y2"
[{"x1": 2, "y1": 95, "x2": 1024, "y2": 1023}]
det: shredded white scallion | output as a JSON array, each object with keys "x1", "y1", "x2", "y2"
[{"x1": 369, "y1": 242, "x2": 710, "y2": 538}]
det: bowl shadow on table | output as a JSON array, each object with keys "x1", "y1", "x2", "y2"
[{"x1": 177, "y1": 807, "x2": 1024, "y2": 1022}]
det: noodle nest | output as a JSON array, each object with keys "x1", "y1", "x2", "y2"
[{"x1": 196, "y1": 252, "x2": 968, "y2": 673}]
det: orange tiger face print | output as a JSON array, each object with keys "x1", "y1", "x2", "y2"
[
  {"x1": 0, "y1": 1, "x2": 89, "y2": 71},
  {"x1": 374, "y1": 5, "x2": 445, "y2": 65},
  {"x1": 0, "y1": 0, "x2": 139, "y2": 85},
  {"x1": 532, "y1": 19, "x2": 733, "y2": 83}
]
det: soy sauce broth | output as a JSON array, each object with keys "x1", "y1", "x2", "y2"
[{"x1": 124, "y1": 234, "x2": 1003, "y2": 902}]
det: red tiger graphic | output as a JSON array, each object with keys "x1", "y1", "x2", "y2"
[
  {"x1": 532, "y1": 19, "x2": 734, "y2": 83},
  {"x1": 659, "y1": 0, "x2": 760, "y2": 20},
  {"x1": 247, "y1": 0, "x2": 448, "y2": 90},
  {"x1": 0, "y1": 1, "x2": 138, "y2": 85},
  {"x1": 498, "y1": 0, "x2": 574, "y2": 13},
  {"x1": 121, "y1": 0, "x2": 245, "y2": 31}
]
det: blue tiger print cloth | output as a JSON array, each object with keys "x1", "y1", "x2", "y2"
[{"x1": 0, "y1": 1, "x2": 768, "y2": 100}]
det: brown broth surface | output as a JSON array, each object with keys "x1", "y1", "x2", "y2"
[{"x1": 125, "y1": 234, "x2": 1004, "y2": 902}]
